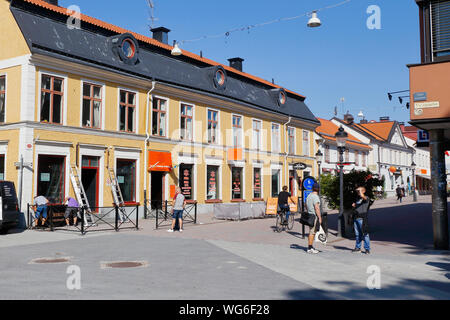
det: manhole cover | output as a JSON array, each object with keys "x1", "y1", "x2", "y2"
[
  {"x1": 30, "y1": 257, "x2": 71, "y2": 264},
  {"x1": 101, "y1": 261, "x2": 148, "y2": 269}
]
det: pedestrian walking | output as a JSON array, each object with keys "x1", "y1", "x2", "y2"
[
  {"x1": 168, "y1": 187, "x2": 186, "y2": 233},
  {"x1": 351, "y1": 186, "x2": 372, "y2": 254},
  {"x1": 396, "y1": 185, "x2": 404, "y2": 203},
  {"x1": 305, "y1": 183, "x2": 323, "y2": 254}
]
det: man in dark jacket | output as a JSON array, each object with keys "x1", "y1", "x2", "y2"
[{"x1": 351, "y1": 186, "x2": 372, "y2": 254}]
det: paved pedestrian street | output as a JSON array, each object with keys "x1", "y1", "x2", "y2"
[{"x1": 0, "y1": 196, "x2": 449, "y2": 300}]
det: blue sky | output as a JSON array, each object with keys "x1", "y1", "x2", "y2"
[{"x1": 60, "y1": 0, "x2": 420, "y2": 123}]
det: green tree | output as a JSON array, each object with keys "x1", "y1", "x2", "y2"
[{"x1": 321, "y1": 170, "x2": 384, "y2": 210}]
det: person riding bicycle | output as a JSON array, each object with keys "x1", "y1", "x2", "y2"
[{"x1": 278, "y1": 186, "x2": 295, "y2": 225}]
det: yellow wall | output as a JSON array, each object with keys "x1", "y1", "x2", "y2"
[
  {"x1": 0, "y1": 0, "x2": 31, "y2": 60},
  {"x1": 0, "y1": 65, "x2": 22, "y2": 123}
]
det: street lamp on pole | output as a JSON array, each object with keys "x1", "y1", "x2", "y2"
[
  {"x1": 335, "y1": 126, "x2": 348, "y2": 238},
  {"x1": 411, "y1": 161, "x2": 417, "y2": 202},
  {"x1": 316, "y1": 149, "x2": 324, "y2": 213}
]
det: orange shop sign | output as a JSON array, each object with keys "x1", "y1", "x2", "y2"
[{"x1": 148, "y1": 151, "x2": 172, "y2": 172}]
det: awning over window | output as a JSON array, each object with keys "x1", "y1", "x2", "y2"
[{"x1": 148, "y1": 151, "x2": 172, "y2": 172}]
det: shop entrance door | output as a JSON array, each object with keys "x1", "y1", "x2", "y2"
[
  {"x1": 151, "y1": 172, "x2": 164, "y2": 209},
  {"x1": 81, "y1": 156, "x2": 99, "y2": 210},
  {"x1": 37, "y1": 155, "x2": 66, "y2": 204}
]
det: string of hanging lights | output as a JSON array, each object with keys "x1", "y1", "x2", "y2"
[{"x1": 171, "y1": 0, "x2": 352, "y2": 56}]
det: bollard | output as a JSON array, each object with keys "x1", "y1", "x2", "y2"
[
  {"x1": 156, "y1": 202, "x2": 159, "y2": 229},
  {"x1": 81, "y1": 208, "x2": 85, "y2": 235},
  {"x1": 164, "y1": 200, "x2": 168, "y2": 221},
  {"x1": 49, "y1": 206, "x2": 54, "y2": 232},
  {"x1": 136, "y1": 204, "x2": 139, "y2": 230},
  {"x1": 144, "y1": 193, "x2": 147, "y2": 220},
  {"x1": 194, "y1": 202, "x2": 198, "y2": 224},
  {"x1": 115, "y1": 206, "x2": 119, "y2": 232},
  {"x1": 27, "y1": 204, "x2": 30, "y2": 229}
]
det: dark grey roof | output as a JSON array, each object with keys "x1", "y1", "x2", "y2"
[{"x1": 10, "y1": 3, "x2": 319, "y2": 125}]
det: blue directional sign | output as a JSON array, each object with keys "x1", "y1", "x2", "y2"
[
  {"x1": 303, "y1": 190, "x2": 313, "y2": 201},
  {"x1": 303, "y1": 177, "x2": 316, "y2": 191}
]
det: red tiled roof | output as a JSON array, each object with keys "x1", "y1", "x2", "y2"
[
  {"x1": 21, "y1": 0, "x2": 306, "y2": 99},
  {"x1": 316, "y1": 118, "x2": 372, "y2": 150}
]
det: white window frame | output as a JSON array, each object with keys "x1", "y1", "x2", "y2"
[
  {"x1": 205, "y1": 159, "x2": 222, "y2": 201},
  {"x1": 252, "y1": 119, "x2": 262, "y2": 151},
  {"x1": 38, "y1": 70, "x2": 68, "y2": 126},
  {"x1": 178, "y1": 154, "x2": 199, "y2": 201},
  {"x1": 231, "y1": 113, "x2": 244, "y2": 148},
  {"x1": 207, "y1": 108, "x2": 220, "y2": 145},
  {"x1": 114, "y1": 149, "x2": 141, "y2": 204},
  {"x1": 270, "y1": 164, "x2": 282, "y2": 198},
  {"x1": 287, "y1": 126, "x2": 296, "y2": 155},
  {"x1": 302, "y1": 130, "x2": 310, "y2": 156},
  {"x1": 230, "y1": 163, "x2": 245, "y2": 201},
  {"x1": 179, "y1": 101, "x2": 195, "y2": 142},
  {"x1": 151, "y1": 95, "x2": 170, "y2": 138},
  {"x1": 79, "y1": 146, "x2": 105, "y2": 207},
  {"x1": 80, "y1": 79, "x2": 106, "y2": 130},
  {"x1": 271, "y1": 123, "x2": 281, "y2": 154},
  {"x1": 0, "y1": 73, "x2": 7, "y2": 123},
  {"x1": 117, "y1": 87, "x2": 139, "y2": 134},
  {"x1": 252, "y1": 163, "x2": 264, "y2": 200}
]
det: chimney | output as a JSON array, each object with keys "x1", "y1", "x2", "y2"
[
  {"x1": 344, "y1": 112, "x2": 354, "y2": 124},
  {"x1": 43, "y1": 0, "x2": 59, "y2": 5},
  {"x1": 380, "y1": 116, "x2": 390, "y2": 122},
  {"x1": 151, "y1": 27, "x2": 171, "y2": 45},
  {"x1": 228, "y1": 57, "x2": 244, "y2": 72}
]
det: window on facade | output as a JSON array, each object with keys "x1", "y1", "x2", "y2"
[
  {"x1": 180, "y1": 164, "x2": 194, "y2": 200},
  {"x1": 41, "y1": 74, "x2": 63, "y2": 124},
  {"x1": 81, "y1": 156, "x2": 99, "y2": 209},
  {"x1": 303, "y1": 130, "x2": 310, "y2": 156},
  {"x1": 288, "y1": 127, "x2": 295, "y2": 155},
  {"x1": 116, "y1": 159, "x2": 136, "y2": 203},
  {"x1": 431, "y1": 0, "x2": 450, "y2": 60},
  {"x1": 152, "y1": 97, "x2": 167, "y2": 137},
  {"x1": 0, "y1": 76, "x2": 5, "y2": 123},
  {"x1": 325, "y1": 145, "x2": 330, "y2": 164},
  {"x1": 180, "y1": 104, "x2": 193, "y2": 141},
  {"x1": 355, "y1": 151, "x2": 359, "y2": 166},
  {"x1": 232, "y1": 167, "x2": 243, "y2": 200},
  {"x1": 252, "y1": 120, "x2": 261, "y2": 151},
  {"x1": 232, "y1": 115, "x2": 243, "y2": 148},
  {"x1": 206, "y1": 165, "x2": 219, "y2": 200},
  {"x1": 271, "y1": 169, "x2": 280, "y2": 198},
  {"x1": 345, "y1": 149, "x2": 350, "y2": 162},
  {"x1": 362, "y1": 152, "x2": 367, "y2": 167},
  {"x1": 0, "y1": 155, "x2": 4, "y2": 181},
  {"x1": 82, "y1": 83, "x2": 102, "y2": 129},
  {"x1": 272, "y1": 124, "x2": 280, "y2": 153},
  {"x1": 253, "y1": 167, "x2": 262, "y2": 199},
  {"x1": 208, "y1": 110, "x2": 218, "y2": 144},
  {"x1": 37, "y1": 155, "x2": 65, "y2": 204},
  {"x1": 119, "y1": 90, "x2": 136, "y2": 132}
]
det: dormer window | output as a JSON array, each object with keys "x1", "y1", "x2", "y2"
[
  {"x1": 279, "y1": 91, "x2": 287, "y2": 105},
  {"x1": 122, "y1": 39, "x2": 136, "y2": 59},
  {"x1": 111, "y1": 33, "x2": 139, "y2": 65},
  {"x1": 215, "y1": 70, "x2": 225, "y2": 86}
]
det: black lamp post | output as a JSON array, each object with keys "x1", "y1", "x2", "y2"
[
  {"x1": 316, "y1": 149, "x2": 324, "y2": 212},
  {"x1": 335, "y1": 126, "x2": 348, "y2": 238},
  {"x1": 411, "y1": 161, "x2": 417, "y2": 202}
]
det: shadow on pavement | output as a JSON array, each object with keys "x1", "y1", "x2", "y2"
[
  {"x1": 325, "y1": 202, "x2": 450, "y2": 252},
  {"x1": 285, "y1": 277, "x2": 450, "y2": 300}
]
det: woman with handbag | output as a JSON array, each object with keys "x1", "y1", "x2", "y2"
[{"x1": 351, "y1": 186, "x2": 372, "y2": 254}]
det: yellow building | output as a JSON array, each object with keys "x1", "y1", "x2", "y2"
[{"x1": 0, "y1": 0, "x2": 320, "y2": 218}]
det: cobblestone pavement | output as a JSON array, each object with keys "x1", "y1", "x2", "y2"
[{"x1": 0, "y1": 195, "x2": 448, "y2": 300}]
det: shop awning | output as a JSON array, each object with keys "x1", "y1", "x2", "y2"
[{"x1": 148, "y1": 151, "x2": 172, "y2": 172}]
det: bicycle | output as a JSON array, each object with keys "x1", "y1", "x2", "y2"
[{"x1": 275, "y1": 206, "x2": 295, "y2": 232}]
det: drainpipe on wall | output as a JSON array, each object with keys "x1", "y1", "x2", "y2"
[
  {"x1": 144, "y1": 81, "x2": 157, "y2": 202},
  {"x1": 284, "y1": 116, "x2": 292, "y2": 188}
]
